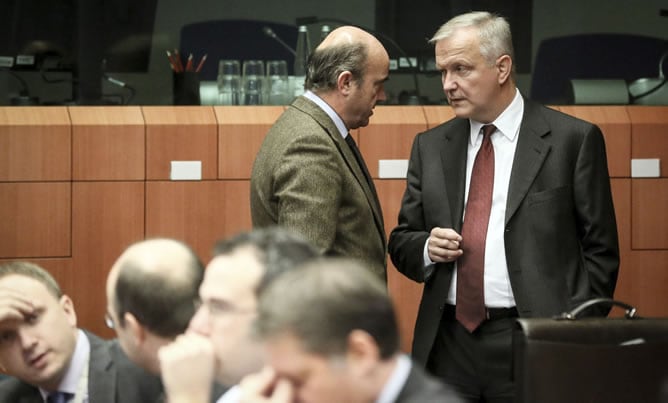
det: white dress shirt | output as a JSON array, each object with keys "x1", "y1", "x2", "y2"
[{"x1": 424, "y1": 89, "x2": 524, "y2": 308}]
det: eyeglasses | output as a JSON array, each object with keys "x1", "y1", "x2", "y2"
[
  {"x1": 195, "y1": 299, "x2": 255, "y2": 318},
  {"x1": 104, "y1": 312, "x2": 115, "y2": 329}
]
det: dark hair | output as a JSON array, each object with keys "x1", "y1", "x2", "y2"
[
  {"x1": 212, "y1": 227, "x2": 319, "y2": 294},
  {"x1": 114, "y1": 241, "x2": 204, "y2": 338},
  {"x1": 304, "y1": 42, "x2": 368, "y2": 92},
  {"x1": 0, "y1": 261, "x2": 62, "y2": 298},
  {"x1": 255, "y1": 258, "x2": 400, "y2": 359}
]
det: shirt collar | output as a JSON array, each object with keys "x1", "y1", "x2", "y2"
[
  {"x1": 303, "y1": 90, "x2": 349, "y2": 139},
  {"x1": 375, "y1": 355, "x2": 412, "y2": 403},
  {"x1": 39, "y1": 329, "x2": 90, "y2": 399},
  {"x1": 469, "y1": 88, "x2": 524, "y2": 145}
]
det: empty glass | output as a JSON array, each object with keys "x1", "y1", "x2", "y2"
[
  {"x1": 217, "y1": 60, "x2": 241, "y2": 105},
  {"x1": 265, "y1": 60, "x2": 289, "y2": 105},
  {"x1": 242, "y1": 60, "x2": 265, "y2": 105}
]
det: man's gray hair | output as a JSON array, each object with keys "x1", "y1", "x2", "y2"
[
  {"x1": 305, "y1": 42, "x2": 368, "y2": 92},
  {"x1": 430, "y1": 11, "x2": 514, "y2": 68}
]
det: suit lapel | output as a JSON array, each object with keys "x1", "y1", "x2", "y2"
[
  {"x1": 506, "y1": 101, "x2": 551, "y2": 223},
  {"x1": 85, "y1": 332, "x2": 116, "y2": 403},
  {"x1": 440, "y1": 119, "x2": 470, "y2": 231},
  {"x1": 293, "y1": 97, "x2": 386, "y2": 242}
]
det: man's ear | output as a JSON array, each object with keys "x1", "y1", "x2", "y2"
[
  {"x1": 496, "y1": 54, "x2": 512, "y2": 84},
  {"x1": 59, "y1": 295, "x2": 77, "y2": 328},
  {"x1": 346, "y1": 329, "x2": 379, "y2": 377},
  {"x1": 337, "y1": 71, "x2": 354, "y2": 95},
  {"x1": 123, "y1": 312, "x2": 146, "y2": 344}
]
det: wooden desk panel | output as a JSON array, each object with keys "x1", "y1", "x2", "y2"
[
  {"x1": 359, "y1": 106, "x2": 427, "y2": 178},
  {"x1": 72, "y1": 181, "x2": 146, "y2": 338},
  {"x1": 422, "y1": 105, "x2": 456, "y2": 128},
  {"x1": 376, "y1": 179, "x2": 423, "y2": 353},
  {"x1": 627, "y1": 106, "x2": 668, "y2": 177},
  {"x1": 0, "y1": 183, "x2": 71, "y2": 258},
  {"x1": 215, "y1": 106, "x2": 284, "y2": 179},
  {"x1": 558, "y1": 106, "x2": 631, "y2": 178},
  {"x1": 631, "y1": 179, "x2": 668, "y2": 250},
  {"x1": 625, "y1": 251, "x2": 668, "y2": 317},
  {"x1": 0, "y1": 107, "x2": 71, "y2": 181},
  {"x1": 143, "y1": 106, "x2": 218, "y2": 180},
  {"x1": 70, "y1": 107, "x2": 145, "y2": 180},
  {"x1": 146, "y1": 180, "x2": 252, "y2": 263}
]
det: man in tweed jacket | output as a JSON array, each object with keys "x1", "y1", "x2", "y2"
[{"x1": 250, "y1": 26, "x2": 389, "y2": 280}]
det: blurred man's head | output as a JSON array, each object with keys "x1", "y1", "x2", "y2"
[
  {"x1": 188, "y1": 227, "x2": 318, "y2": 385},
  {"x1": 106, "y1": 238, "x2": 204, "y2": 374},
  {"x1": 305, "y1": 25, "x2": 389, "y2": 130},
  {"x1": 254, "y1": 258, "x2": 400, "y2": 403},
  {"x1": 0, "y1": 261, "x2": 78, "y2": 391}
]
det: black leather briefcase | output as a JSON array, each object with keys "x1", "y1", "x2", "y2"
[{"x1": 513, "y1": 299, "x2": 668, "y2": 403}]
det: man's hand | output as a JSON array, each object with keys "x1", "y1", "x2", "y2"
[
  {"x1": 238, "y1": 366, "x2": 294, "y2": 403},
  {"x1": 427, "y1": 227, "x2": 463, "y2": 263},
  {"x1": 0, "y1": 288, "x2": 36, "y2": 324},
  {"x1": 158, "y1": 333, "x2": 215, "y2": 403}
]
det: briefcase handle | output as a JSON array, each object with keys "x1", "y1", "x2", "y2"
[{"x1": 558, "y1": 298, "x2": 638, "y2": 320}]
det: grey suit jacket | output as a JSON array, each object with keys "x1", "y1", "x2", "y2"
[
  {"x1": 388, "y1": 99, "x2": 620, "y2": 365},
  {"x1": 251, "y1": 95, "x2": 387, "y2": 279},
  {"x1": 395, "y1": 364, "x2": 464, "y2": 403},
  {"x1": 0, "y1": 331, "x2": 163, "y2": 403}
]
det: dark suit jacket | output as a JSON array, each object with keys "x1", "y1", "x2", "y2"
[
  {"x1": 0, "y1": 331, "x2": 163, "y2": 403},
  {"x1": 388, "y1": 99, "x2": 620, "y2": 365},
  {"x1": 396, "y1": 364, "x2": 464, "y2": 403},
  {"x1": 250, "y1": 95, "x2": 387, "y2": 279}
]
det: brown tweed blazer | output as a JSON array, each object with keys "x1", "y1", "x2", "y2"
[{"x1": 250, "y1": 95, "x2": 387, "y2": 280}]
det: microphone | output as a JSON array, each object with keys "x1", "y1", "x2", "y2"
[{"x1": 262, "y1": 26, "x2": 297, "y2": 56}]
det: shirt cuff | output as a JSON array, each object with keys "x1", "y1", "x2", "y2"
[{"x1": 423, "y1": 238, "x2": 435, "y2": 279}]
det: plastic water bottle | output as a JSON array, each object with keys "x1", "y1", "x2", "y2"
[
  {"x1": 293, "y1": 25, "x2": 311, "y2": 97},
  {"x1": 319, "y1": 25, "x2": 331, "y2": 43}
]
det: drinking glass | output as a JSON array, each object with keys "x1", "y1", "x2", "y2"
[
  {"x1": 217, "y1": 60, "x2": 241, "y2": 105},
  {"x1": 241, "y1": 60, "x2": 265, "y2": 105},
  {"x1": 265, "y1": 60, "x2": 289, "y2": 105}
]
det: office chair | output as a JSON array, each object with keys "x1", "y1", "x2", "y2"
[
  {"x1": 530, "y1": 33, "x2": 668, "y2": 104},
  {"x1": 179, "y1": 19, "x2": 298, "y2": 81}
]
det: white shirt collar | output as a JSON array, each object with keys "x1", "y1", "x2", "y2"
[
  {"x1": 302, "y1": 90, "x2": 349, "y2": 139},
  {"x1": 375, "y1": 355, "x2": 412, "y2": 403},
  {"x1": 469, "y1": 88, "x2": 524, "y2": 144}
]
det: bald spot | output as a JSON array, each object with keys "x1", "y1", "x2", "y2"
[
  {"x1": 317, "y1": 25, "x2": 386, "y2": 57},
  {"x1": 110, "y1": 238, "x2": 195, "y2": 285}
]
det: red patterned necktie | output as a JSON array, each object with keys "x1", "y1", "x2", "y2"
[{"x1": 456, "y1": 124, "x2": 496, "y2": 332}]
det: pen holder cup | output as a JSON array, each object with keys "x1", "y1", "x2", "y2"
[{"x1": 173, "y1": 72, "x2": 201, "y2": 105}]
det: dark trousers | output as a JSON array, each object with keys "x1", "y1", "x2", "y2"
[{"x1": 427, "y1": 305, "x2": 517, "y2": 403}]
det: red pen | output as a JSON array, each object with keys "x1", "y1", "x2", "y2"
[
  {"x1": 195, "y1": 54, "x2": 208, "y2": 73},
  {"x1": 173, "y1": 49, "x2": 184, "y2": 72},
  {"x1": 185, "y1": 54, "x2": 194, "y2": 72}
]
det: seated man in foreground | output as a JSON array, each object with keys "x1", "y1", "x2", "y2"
[
  {"x1": 237, "y1": 258, "x2": 464, "y2": 402},
  {"x1": 0, "y1": 261, "x2": 162, "y2": 403}
]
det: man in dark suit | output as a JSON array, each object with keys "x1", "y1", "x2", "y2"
[
  {"x1": 0, "y1": 261, "x2": 162, "y2": 403},
  {"x1": 250, "y1": 25, "x2": 389, "y2": 280},
  {"x1": 234, "y1": 258, "x2": 463, "y2": 403},
  {"x1": 388, "y1": 11, "x2": 620, "y2": 403}
]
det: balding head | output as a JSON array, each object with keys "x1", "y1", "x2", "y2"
[
  {"x1": 107, "y1": 238, "x2": 204, "y2": 338},
  {"x1": 317, "y1": 25, "x2": 382, "y2": 51},
  {"x1": 305, "y1": 25, "x2": 389, "y2": 129}
]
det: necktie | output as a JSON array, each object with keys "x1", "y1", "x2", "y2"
[
  {"x1": 46, "y1": 391, "x2": 71, "y2": 403},
  {"x1": 344, "y1": 134, "x2": 379, "y2": 201},
  {"x1": 456, "y1": 124, "x2": 496, "y2": 333}
]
